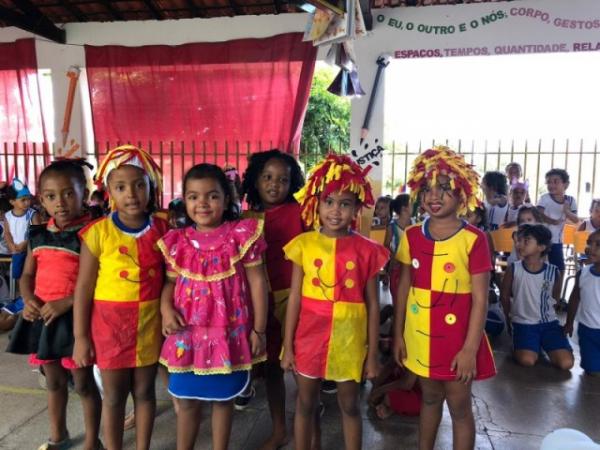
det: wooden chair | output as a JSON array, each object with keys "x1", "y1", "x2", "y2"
[{"x1": 562, "y1": 230, "x2": 591, "y2": 301}]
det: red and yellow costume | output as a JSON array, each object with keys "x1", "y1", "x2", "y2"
[
  {"x1": 79, "y1": 214, "x2": 167, "y2": 369},
  {"x1": 284, "y1": 230, "x2": 388, "y2": 382},
  {"x1": 398, "y1": 146, "x2": 496, "y2": 380},
  {"x1": 397, "y1": 220, "x2": 496, "y2": 380}
]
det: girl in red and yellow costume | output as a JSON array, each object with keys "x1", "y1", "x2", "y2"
[
  {"x1": 393, "y1": 146, "x2": 496, "y2": 450},
  {"x1": 281, "y1": 154, "x2": 389, "y2": 450},
  {"x1": 241, "y1": 149, "x2": 306, "y2": 449},
  {"x1": 73, "y1": 145, "x2": 168, "y2": 450}
]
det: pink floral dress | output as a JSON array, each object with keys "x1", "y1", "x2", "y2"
[{"x1": 158, "y1": 219, "x2": 267, "y2": 377}]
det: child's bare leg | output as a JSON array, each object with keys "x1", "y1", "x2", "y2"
[
  {"x1": 176, "y1": 399, "x2": 202, "y2": 450},
  {"x1": 336, "y1": 381, "x2": 361, "y2": 450},
  {"x1": 260, "y1": 361, "x2": 288, "y2": 450},
  {"x1": 212, "y1": 400, "x2": 234, "y2": 450},
  {"x1": 445, "y1": 380, "x2": 475, "y2": 450},
  {"x1": 294, "y1": 375, "x2": 321, "y2": 450},
  {"x1": 418, "y1": 377, "x2": 445, "y2": 450},
  {"x1": 71, "y1": 367, "x2": 102, "y2": 450},
  {"x1": 548, "y1": 349, "x2": 574, "y2": 371},
  {"x1": 158, "y1": 364, "x2": 179, "y2": 414},
  {"x1": 43, "y1": 362, "x2": 69, "y2": 444},
  {"x1": 132, "y1": 364, "x2": 158, "y2": 450},
  {"x1": 100, "y1": 368, "x2": 131, "y2": 450},
  {"x1": 514, "y1": 349, "x2": 538, "y2": 367}
]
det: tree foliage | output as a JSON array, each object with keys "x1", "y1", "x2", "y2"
[{"x1": 300, "y1": 67, "x2": 351, "y2": 167}]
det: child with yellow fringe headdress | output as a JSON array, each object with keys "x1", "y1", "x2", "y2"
[
  {"x1": 73, "y1": 145, "x2": 168, "y2": 450},
  {"x1": 281, "y1": 153, "x2": 389, "y2": 450},
  {"x1": 392, "y1": 146, "x2": 496, "y2": 450}
]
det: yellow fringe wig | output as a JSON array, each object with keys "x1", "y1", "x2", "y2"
[
  {"x1": 295, "y1": 153, "x2": 374, "y2": 229},
  {"x1": 95, "y1": 145, "x2": 163, "y2": 209},
  {"x1": 407, "y1": 146, "x2": 481, "y2": 216}
]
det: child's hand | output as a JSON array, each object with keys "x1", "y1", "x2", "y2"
[
  {"x1": 161, "y1": 307, "x2": 186, "y2": 336},
  {"x1": 40, "y1": 298, "x2": 72, "y2": 326},
  {"x1": 73, "y1": 336, "x2": 94, "y2": 368},
  {"x1": 563, "y1": 322, "x2": 574, "y2": 337},
  {"x1": 249, "y1": 330, "x2": 266, "y2": 357},
  {"x1": 450, "y1": 348, "x2": 477, "y2": 384},
  {"x1": 393, "y1": 336, "x2": 407, "y2": 367},
  {"x1": 22, "y1": 297, "x2": 42, "y2": 322},
  {"x1": 364, "y1": 355, "x2": 381, "y2": 380},
  {"x1": 280, "y1": 347, "x2": 296, "y2": 372}
]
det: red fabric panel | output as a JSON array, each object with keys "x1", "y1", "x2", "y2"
[
  {"x1": 0, "y1": 38, "x2": 48, "y2": 183},
  {"x1": 85, "y1": 33, "x2": 316, "y2": 203}
]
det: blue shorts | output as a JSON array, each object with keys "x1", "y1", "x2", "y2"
[
  {"x1": 578, "y1": 323, "x2": 600, "y2": 373},
  {"x1": 168, "y1": 370, "x2": 249, "y2": 401},
  {"x1": 548, "y1": 243, "x2": 565, "y2": 271},
  {"x1": 512, "y1": 320, "x2": 572, "y2": 353},
  {"x1": 11, "y1": 252, "x2": 26, "y2": 279}
]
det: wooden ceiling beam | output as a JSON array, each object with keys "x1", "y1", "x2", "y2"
[
  {"x1": 142, "y1": 0, "x2": 164, "y2": 19},
  {"x1": 59, "y1": 0, "x2": 87, "y2": 22},
  {"x1": 1, "y1": 2, "x2": 65, "y2": 43},
  {"x1": 98, "y1": 0, "x2": 124, "y2": 20}
]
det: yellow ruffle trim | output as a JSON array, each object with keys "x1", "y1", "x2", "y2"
[
  {"x1": 159, "y1": 354, "x2": 267, "y2": 375},
  {"x1": 158, "y1": 219, "x2": 264, "y2": 282}
]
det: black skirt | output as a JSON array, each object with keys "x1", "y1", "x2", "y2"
[{"x1": 6, "y1": 311, "x2": 74, "y2": 360}]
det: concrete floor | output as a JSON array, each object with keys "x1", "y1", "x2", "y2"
[{"x1": 0, "y1": 302, "x2": 599, "y2": 449}]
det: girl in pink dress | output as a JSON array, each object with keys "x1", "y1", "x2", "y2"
[{"x1": 158, "y1": 163, "x2": 268, "y2": 450}]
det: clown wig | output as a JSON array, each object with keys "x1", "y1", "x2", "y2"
[
  {"x1": 95, "y1": 145, "x2": 163, "y2": 210},
  {"x1": 407, "y1": 146, "x2": 481, "y2": 216},
  {"x1": 295, "y1": 153, "x2": 374, "y2": 229}
]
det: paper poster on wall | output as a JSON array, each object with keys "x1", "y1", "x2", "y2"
[{"x1": 372, "y1": 0, "x2": 600, "y2": 59}]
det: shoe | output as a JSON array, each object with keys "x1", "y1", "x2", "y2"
[
  {"x1": 234, "y1": 386, "x2": 255, "y2": 410},
  {"x1": 321, "y1": 380, "x2": 337, "y2": 394},
  {"x1": 38, "y1": 433, "x2": 71, "y2": 450},
  {"x1": 2, "y1": 297, "x2": 24, "y2": 315}
]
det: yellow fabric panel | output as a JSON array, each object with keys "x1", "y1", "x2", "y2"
[
  {"x1": 403, "y1": 287, "x2": 431, "y2": 378},
  {"x1": 430, "y1": 234, "x2": 476, "y2": 294},
  {"x1": 94, "y1": 223, "x2": 141, "y2": 302},
  {"x1": 325, "y1": 301, "x2": 367, "y2": 382},
  {"x1": 136, "y1": 299, "x2": 161, "y2": 367},
  {"x1": 284, "y1": 232, "x2": 336, "y2": 302},
  {"x1": 396, "y1": 224, "x2": 415, "y2": 264}
]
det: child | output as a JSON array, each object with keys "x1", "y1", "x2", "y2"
[
  {"x1": 505, "y1": 162, "x2": 523, "y2": 184},
  {"x1": 393, "y1": 146, "x2": 496, "y2": 450},
  {"x1": 158, "y1": 163, "x2": 268, "y2": 450},
  {"x1": 7, "y1": 160, "x2": 102, "y2": 450},
  {"x1": 372, "y1": 195, "x2": 392, "y2": 227},
  {"x1": 224, "y1": 164, "x2": 243, "y2": 216},
  {"x1": 3, "y1": 178, "x2": 40, "y2": 282},
  {"x1": 73, "y1": 145, "x2": 168, "y2": 450},
  {"x1": 167, "y1": 197, "x2": 187, "y2": 229},
  {"x1": 578, "y1": 199, "x2": 600, "y2": 232},
  {"x1": 367, "y1": 360, "x2": 420, "y2": 420},
  {"x1": 481, "y1": 171, "x2": 508, "y2": 230},
  {"x1": 537, "y1": 169, "x2": 578, "y2": 300},
  {"x1": 500, "y1": 224, "x2": 574, "y2": 370},
  {"x1": 241, "y1": 149, "x2": 305, "y2": 449},
  {"x1": 384, "y1": 193, "x2": 411, "y2": 306},
  {"x1": 565, "y1": 229, "x2": 600, "y2": 377},
  {"x1": 281, "y1": 154, "x2": 389, "y2": 450},
  {"x1": 506, "y1": 206, "x2": 543, "y2": 265},
  {"x1": 503, "y1": 180, "x2": 528, "y2": 228}
]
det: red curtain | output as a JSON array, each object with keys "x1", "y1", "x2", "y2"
[
  {"x1": 0, "y1": 38, "x2": 48, "y2": 184},
  {"x1": 85, "y1": 33, "x2": 317, "y2": 202}
]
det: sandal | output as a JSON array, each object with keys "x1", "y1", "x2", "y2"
[{"x1": 38, "y1": 434, "x2": 71, "y2": 450}]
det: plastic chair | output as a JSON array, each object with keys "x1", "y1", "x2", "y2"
[
  {"x1": 490, "y1": 227, "x2": 515, "y2": 253},
  {"x1": 561, "y1": 230, "x2": 591, "y2": 301},
  {"x1": 370, "y1": 227, "x2": 387, "y2": 246}
]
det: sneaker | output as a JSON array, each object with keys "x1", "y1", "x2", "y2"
[
  {"x1": 234, "y1": 386, "x2": 255, "y2": 410},
  {"x1": 321, "y1": 380, "x2": 337, "y2": 394},
  {"x1": 2, "y1": 297, "x2": 24, "y2": 315}
]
